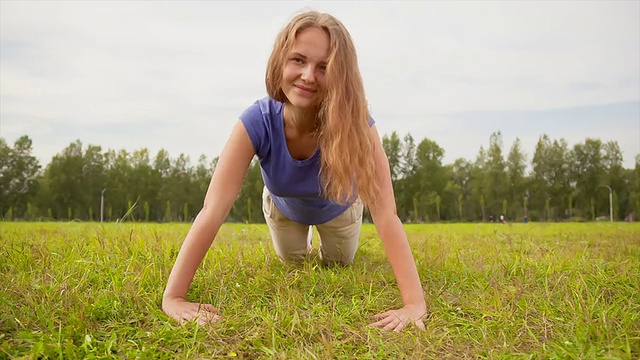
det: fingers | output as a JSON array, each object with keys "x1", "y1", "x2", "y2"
[
  {"x1": 392, "y1": 321, "x2": 406, "y2": 332},
  {"x1": 371, "y1": 310, "x2": 393, "y2": 320},
  {"x1": 368, "y1": 313, "x2": 397, "y2": 328},
  {"x1": 182, "y1": 311, "x2": 221, "y2": 325},
  {"x1": 171, "y1": 303, "x2": 221, "y2": 326},
  {"x1": 195, "y1": 312, "x2": 221, "y2": 326},
  {"x1": 369, "y1": 308, "x2": 427, "y2": 332},
  {"x1": 384, "y1": 317, "x2": 405, "y2": 332},
  {"x1": 199, "y1": 304, "x2": 220, "y2": 313},
  {"x1": 369, "y1": 312, "x2": 409, "y2": 331}
]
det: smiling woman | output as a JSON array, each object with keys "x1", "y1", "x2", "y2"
[
  {"x1": 281, "y1": 28, "x2": 328, "y2": 109},
  {"x1": 161, "y1": 10, "x2": 428, "y2": 332}
]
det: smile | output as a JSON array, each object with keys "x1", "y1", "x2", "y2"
[{"x1": 294, "y1": 84, "x2": 317, "y2": 93}]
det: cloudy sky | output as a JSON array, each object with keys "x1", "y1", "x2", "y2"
[{"x1": 1, "y1": 1, "x2": 639, "y2": 169}]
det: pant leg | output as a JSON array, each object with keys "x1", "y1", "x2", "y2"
[
  {"x1": 262, "y1": 187, "x2": 312, "y2": 264},
  {"x1": 315, "y1": 198, "x2": 363, "y2": 265}
]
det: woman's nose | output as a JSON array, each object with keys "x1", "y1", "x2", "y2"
[{"x1": 301, "y1": 66, "x2": 316, "y2": 83}]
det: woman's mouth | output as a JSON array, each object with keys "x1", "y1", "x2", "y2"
[{"x1": 294, "y1": 84, "x2": 317, "y2": 94}]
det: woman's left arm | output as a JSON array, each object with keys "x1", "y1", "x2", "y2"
[{"x1": 367, "y1": 125, "x2": 427, "y2": 331}]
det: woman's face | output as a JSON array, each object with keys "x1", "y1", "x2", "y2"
[{"x1": 281, "y1": 27, "x2": 329, "y2": 110}]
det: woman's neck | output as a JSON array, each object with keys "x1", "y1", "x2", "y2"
[{"x1": 284, "y1": 104, "x2": 319, "y2": 135}]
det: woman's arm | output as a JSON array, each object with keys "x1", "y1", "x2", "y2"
[
  {"x1": 162, "y1": 120, "x2": 256, "y2": 325},
  {"x1": 367, "y1": 125, "x2": 427, "y2": 331}
]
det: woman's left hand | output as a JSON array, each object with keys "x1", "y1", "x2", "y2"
[{"x1": 368, "y1": 302, "x2": 428, "y2": 331}]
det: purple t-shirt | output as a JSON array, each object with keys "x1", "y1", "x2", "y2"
[{"x1": 239, "y1": 97, "x2": 374, "y2": 225}]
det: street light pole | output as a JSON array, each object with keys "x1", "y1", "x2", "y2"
[
  {"x1": 100, "y1": 188, "x2": 107, "y2": 222},
  {"x1": 604, "y1": 185, "x2": 613, "y2": 222}
]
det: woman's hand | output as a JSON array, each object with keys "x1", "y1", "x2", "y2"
[
  {"x1": 162, "y1": 297, "x2": 221, "y2": 326},
  {"x1": 368, "y1": 302, "x2": 427, "y2": 332}
]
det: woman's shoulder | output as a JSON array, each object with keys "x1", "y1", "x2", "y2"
[
  {"x1": 256, "y1": 96, "x2": 284, "y2": 115},
  {"x1": 243, "y1": 96, "x2": 284, "y2": 118},
  {"x1": 239, "y1": 97, "x2": 283, "y2": 158},
  {"x1": 240, "y1": 97, "x2": 284, "y2": 131}
]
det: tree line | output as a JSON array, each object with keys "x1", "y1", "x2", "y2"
[{"x1": 1, "y1": 132, "x2": 638, "y2": 223}]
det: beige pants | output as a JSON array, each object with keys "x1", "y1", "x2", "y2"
[{"x1": 262, "y1": 187, "x2": 363, "y2": 265}]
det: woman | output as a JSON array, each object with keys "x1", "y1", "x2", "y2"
[{"x1": 162, "y1": 10, "x2": 427, "y2": 332}]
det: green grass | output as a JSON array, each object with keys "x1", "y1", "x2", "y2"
[{"x1": 1, "y1": 222, "x2": 639, "y2": 359}]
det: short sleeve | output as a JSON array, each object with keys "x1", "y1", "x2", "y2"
[{"x1": 239, "y1": 101, "x2": 270, "y2": 159}]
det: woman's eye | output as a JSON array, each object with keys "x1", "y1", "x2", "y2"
[
  {"x1": 318, "y1": 65, "x2": 326, "y2": 73},
  {"x1": 292, "y1": 57, "x2": 303, "y2": 64}
]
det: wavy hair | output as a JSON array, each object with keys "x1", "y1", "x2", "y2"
[{"x1": 265, "y1": 11, "x2": 377, "y2": 207}]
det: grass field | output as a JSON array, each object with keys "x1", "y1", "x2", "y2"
[{"x1": 1, "y1": 222, "x2": 639, "y2": 359}]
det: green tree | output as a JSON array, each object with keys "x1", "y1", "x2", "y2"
[
  {"x1": 630, "y1": 154, "x2": 640, "y2": 219},
  {"x1": 484, "y1": 132, "x2": 508, "y2": 219},
  {"x1": 44, "y1": 140, "x2": 84, "y2": 219},
  {"x1": 0, "y1": 136, "x2": 41, "y2": 218},
  {"x1": 144, "y1": 201, "x2": 150, "y2": 222},
  {"x1": 82, "y1": 145, "x2": 107, "y2": 220},
  {"x1": 107, "y1": 150, "x2": 134, "y2": 220},
  {"x1": 506, "y1": 138, "x2": 528, "y2": 220},
  {"x1": 572, "y1": 139, "x2": 606, "y2": 220},
  {"x1": 382, "y1": 131, "x2": 402, "y2": 183},
  {"x1": 154, "y1": 149, "x2": 172, "y2": 221},
  {"x1": 450, "y1": 158, "x2": 472, "y2": 221},
  {"x1": 531, "y1": 135, "x2": 572, "y2": 221},
  {"x1": 470, "y1": 147, "x2": 487, "y2": 221},
  {"x1": 165, "y1": 200, "x2": 172, "y2": 222},
  {"x1": 603, "y1": 141, "x2": 626, "y2": 220},
  {"x1": 414, "y1": 138, "x2": 446, "y2": 221},
  {"x1": 129, "y1": 149, "x2": 159, "y2": 221},
  {"x1": 395, "y1": 134, "x2": 417, "y2": 221}
]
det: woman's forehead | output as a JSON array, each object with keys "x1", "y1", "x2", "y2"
[{"x1": 290, "y1": 27, "x2": 330, "y2": 62}]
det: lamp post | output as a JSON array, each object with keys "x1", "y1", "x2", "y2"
[
  {"x1": 603, "y1": 185, "x2": 613, "y2": 222},
  {"x1": 100, "y1": 188, "x2": 107, "y2": 222},
  {"x1": 599, "y1": 185, "x2": 613, "y2": 222}
]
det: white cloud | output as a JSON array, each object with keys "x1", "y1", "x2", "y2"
[{"x1": 1, "y1": 1, "x2": 638, "y2": 168}]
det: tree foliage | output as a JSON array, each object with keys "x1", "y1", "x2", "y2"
[{"x1": 1, "y1": 134, "x2": 638, "y2": 223}]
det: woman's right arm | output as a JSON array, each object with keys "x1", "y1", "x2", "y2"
[{"x1": 162, "y1": 120, "x2": 256, "y2": 325}]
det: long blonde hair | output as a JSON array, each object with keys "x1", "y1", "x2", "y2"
[{"x1": 265, "y1": 11, "x2": 377, "y2": 207}]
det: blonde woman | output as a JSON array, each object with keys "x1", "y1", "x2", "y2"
[{"x1": 162, "y1": 10, "x2": 427, "y2": 331}]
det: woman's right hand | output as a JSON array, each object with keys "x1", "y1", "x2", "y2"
[{"x1": 162, "y1": 297, "x2": 221, "y2": 326}]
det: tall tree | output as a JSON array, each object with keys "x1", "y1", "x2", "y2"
[
  {"x1": 484, "y1": 132, "x2": 508, "y2": 219},
  {"x1": 531, "y1": 135, "x2": 573, "y2": 221},
  {"x1": 414, "y1": 138, "x2": 446, "y2": 221},
  {"x1": 572, "y1": 138, "x2": 606, "y2": 220},
  {"x1": 154, "y1": 149, "x2": 172, "y2": 221},
  {"x1": 129, "y1": 148, "x2": 159, "y2": 221},
  {"x1": 0, "y1": 136, "x2": 41, "y2": 218},
  {"x1": 44, "y1": 140, "x2": 85, "y2": 219},
  {"x1": 105, "y1": 149, "x2": 133, "y2": 221},
  {"x1": 449, "y1": 158, "x2": 472, "y2": 220},
  {"x1": 470, "y1": 146, "x2": 487, "y2": 221},
  {"x1": 166, "y1": 153, "x2": 194, "y2": 221},
  {"x1": 396, "y1": 134, "x2": 417, "y2": 221},
  {"x1": 382, "y1": 131, "x2": 402, "y2": 183},
  {"x1": 506, "y1": 138, "x2": 528, "y2": 220},
  {"x1": 82, "y1": 145, "x2": 107, "y2": 221},
  {"x1": 602, "y1": 141, "x2": 625, "y2": 220},
  {"x1": 629, "y1": 154, "x2": 640, "y2": 219}
]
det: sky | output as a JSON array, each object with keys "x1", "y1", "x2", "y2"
[{"x1": 1, "y1": 1, "x2": 639, "y2": 169}]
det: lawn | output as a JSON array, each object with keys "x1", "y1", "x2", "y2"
[{"x1": 1, "y1": 222, "x2": 639, "y2": 359}]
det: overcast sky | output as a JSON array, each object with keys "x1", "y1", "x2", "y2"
[{"x1": 1, "y1": 1, "x2": 639, "y2": 169}]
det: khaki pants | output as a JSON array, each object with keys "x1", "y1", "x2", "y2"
[{"x1": 262, "y1": 187, "x2": 363, "y2": 265}]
